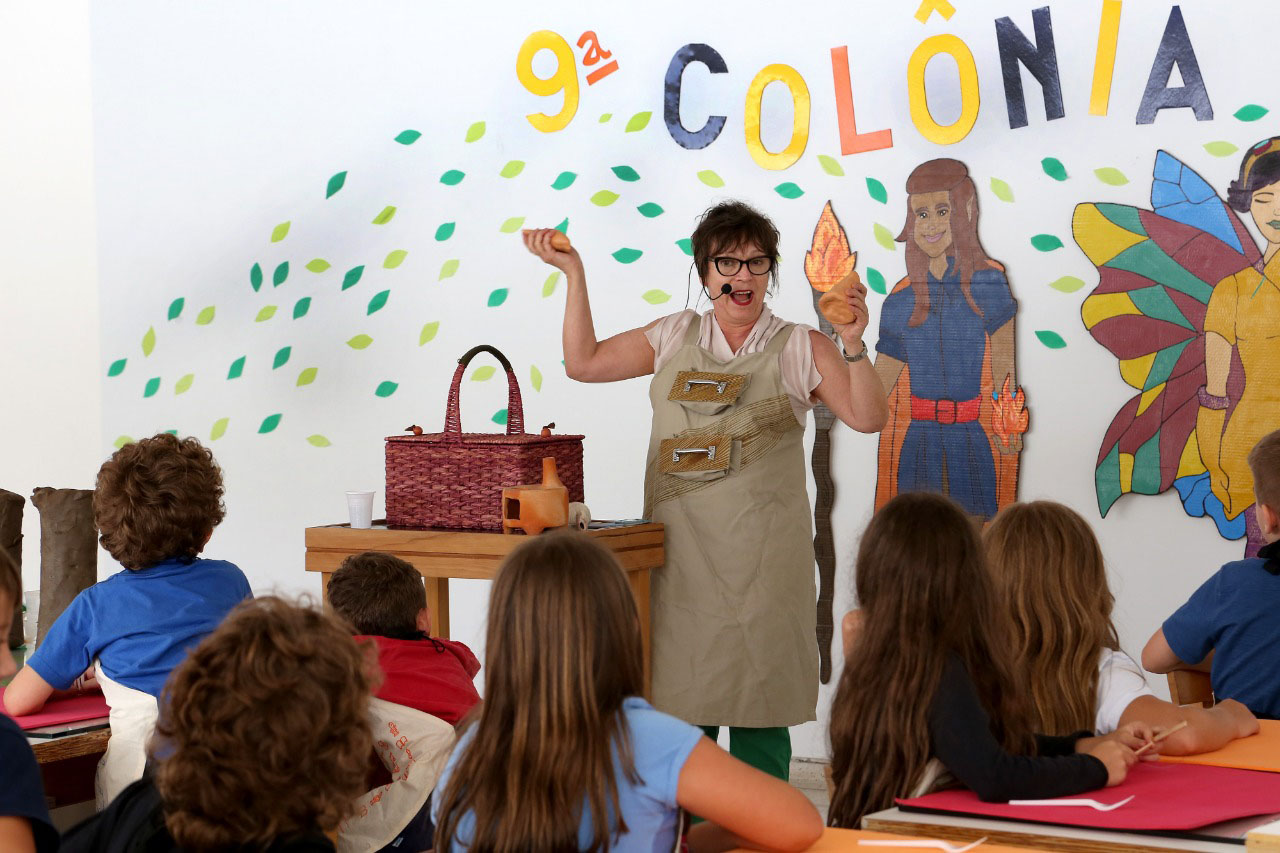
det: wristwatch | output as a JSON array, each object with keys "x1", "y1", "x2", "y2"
[{"x1": 844, "y1": 340, "x2": 868, "y2": 364}]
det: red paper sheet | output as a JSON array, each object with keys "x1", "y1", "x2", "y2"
[
  {"x1": 0, "y1": 687, "x2": 108, "y2": 731},
  {"x1": 898, "y1": 762, "x2": 1280, "y2": 830}
]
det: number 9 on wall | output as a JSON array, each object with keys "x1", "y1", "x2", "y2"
[{"x1": 516, "y1": 30, "x2": 580, "y2": 132}]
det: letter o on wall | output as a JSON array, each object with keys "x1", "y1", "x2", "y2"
[
  {"x1": 744, "y1": 64, "x2": 811, "y2": 170},
  {"x1": 907, "y1": 35, "x2": 981, "y2": 145}
]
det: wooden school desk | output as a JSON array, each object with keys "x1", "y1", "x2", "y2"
[
  {"x1": 304, "y1": 522, "x2": 664, "y2": 692},
  {"x1": 734, "y1": 827, "x2": 1035, "y2": 851},
  {"x1": 31, "y1": 725, "x2": 108, "y2": 811}
]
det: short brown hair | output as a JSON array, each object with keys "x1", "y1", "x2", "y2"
[
  {"x1": 689, "y1": 200, "x2": 781, "y2": 291},
  {"x1": 154, "y1": 597, "x2": 377, "y2": 847},
  {"x1": 1249, "y1": 429, "x2": 1280, "y2": 510},
  {"x1": 327, "y1": 551, "x2": 426, "y2": 639},
  {"x1": 94, "y1": 433, "x2": 226, "y2": 570}
]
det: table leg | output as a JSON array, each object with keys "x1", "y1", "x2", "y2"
[
  {"x1": 627, "y1": 568, "x2": 652, "y2": 698},
  {"x1": 426, "y1": 577, "x2": 451, "y2": 639}
]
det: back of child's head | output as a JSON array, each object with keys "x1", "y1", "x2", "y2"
[
  {"x1": 1249, "y1": 428, "x2": 1280, "y2": 511},
  {"x1": 828, "y1": 492, "x2": 1029, "y2": 827},
  {"x1": 985, "y1": 501, "x2": 1119, "y2": 735},
  {"x1": 153, "y1": 596, "x2": 377, "y2": 848},
  {"x1": 327, "y1": 551, "x2": 426, "y2": 639},
  {"x1": 434, "y1": 532, "x2": 643, "y2": 852},
  {"x1": 94, "y1": 432, "x2": 225, "y2": 570}
]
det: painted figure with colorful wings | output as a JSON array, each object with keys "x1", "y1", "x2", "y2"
[{"x1": 1074, "y1": 140, "x2": 1280, "y2": 555}]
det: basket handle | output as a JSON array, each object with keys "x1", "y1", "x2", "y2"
[{"x1": 443, "y1": 345, "x2": 525, "y2": 437}]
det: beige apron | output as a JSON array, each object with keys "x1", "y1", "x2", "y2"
[
  {"x1": 644, "y1": 318, "x2": 818, "y2": 728},
  {"x1": 94, "y1": 662, "x2": 159, "y2": 809}
]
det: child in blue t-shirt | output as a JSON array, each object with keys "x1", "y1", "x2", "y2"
[
  {"x1": 431, "y1": 533, "x2": 823, "y2": 853},
  {"x1": 1144, "y1": 428, "x2": 1280, "y2": 718},
  {"x1": 2, "y1": 433, "x2": 251, "y2": 804}
]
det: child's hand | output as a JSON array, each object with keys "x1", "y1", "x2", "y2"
[
  {"x1": 1112, "y1": 721, "x2": 1159, "y2": 758},
  {"x1": 1218, "y1": 698, "x2": 1260, "y2": 738},
  {"x1": 1085, "y1": 739, "x2": 1138, "y2": 787}
]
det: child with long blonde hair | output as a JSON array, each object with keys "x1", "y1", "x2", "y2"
[
  {"x1": 828, "y1": 493, "x2": 1142, "y2": 828},
  {"x1": 432, "y1": 532, "x2": 823, "y2": 852},
  {"x1": 985, "y1": 500, "x2": 1257, "y2": 752}
]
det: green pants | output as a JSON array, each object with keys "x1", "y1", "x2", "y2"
[{"x1": 699, "y1": 725, "x2": 791, "y2": 781}]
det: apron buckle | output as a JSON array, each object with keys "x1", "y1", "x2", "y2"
[
  {"x1": 672, "y1": 445, "x2": 717, "y2": 463},
  {"x1": 684, "y1": 378, "x2": 729, "y2": 395}
]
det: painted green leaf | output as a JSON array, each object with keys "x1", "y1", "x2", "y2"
[
  {"x1": 255, "y1": 305, "x2": 277, "y2": 322},
  {"x1": 342, "y1": 266, "x2": 365, "y2": 291},
  {"x1": 113, "y1": 435, "x2": 135, "y2": 449},
  {"x1": 305, "y1": 258, "x2": 330, "y2": 274},
  {"x1": 439, "y1": 259, "x2": 460, "y2": 280},
  {"x1": 500, "y1": 160, "x2": 525, "y2": 178},
  {"x1": 612, "y1": 248, "x2": 643, "y2": 264},
  {"x1": 435, "y1": 222, "x2": 455, "y2": 241},
  {"x1": 530, "y1": 365, "x2": 543, "y2": 392},
  {"x1": 372, "y1": 205, "x2": 397, "y2": 225},
  {"x1": 697, "y1": 170, "x2": 725, "y2": 188},
  {"x1": 637, "y1": 202, "x2": 664, "y2": 218},
  {"x1": 292, "y1": 297, "x2": 311, "y2": 319},
  {"x1": 258, "y1": 413, "x2": 282, "y2": 434},
  {"x1": 296, "y1": 367, "x2": 318, "y2": 387},
  {"x1": 866, "y1": 177, "x2": 888, "y2": 204},
  {"x1": 499, "y1": 216, "x2": 526, "y2": 233},
  {"x1": 555, "y1": 218, "x2": 569, "y2": 234},
  {"x1": 775, "y1": 182, "x2": 804, "y2": 199},
  {"x1": 163, "y1": 430, "x2": 178, "y2": 436},
  {"x1": 326, "y1": 171, "x2": 347, "y2": 198},
  {"x1": 642, "y1": 290, "x2": 671, "y2": 304},
  {"x1": 1049, "y1": 276, "x2": 1085, "y2": 293},
  {"x1": 210, "y1": 418, "x2": 229, "y2": 441},
  {"x1": 250, "y1": 263, "x2": 263, "y2": 291},
  {"x1": 675, "y1": 238, "x2": 693, "y2": 256},
  {"x1": 487, "y1": 288, "x2": 509, "y2": 307},
  {"x1": 590, "y1": 190, "x2": 620, "y2": 207},
  {"x1": 1204, "y1": 141, "x2": 1239, "y2": 158},
  {"x1": 368, "y1": 290, "x2": 390, "y2": 314},
  {"x1": 419, "y1": 322, "x2": 439, "y2": 345},
  {"x1": 273, "y1": 262, "x2": 289, "y2": 287},
  {"x1": 227, "y1": 356, "x2": 246, "y2": 379},
  {"x1": 440, "y1": 169, "x2": 465, "y2": 185},
  {"x1": 375, "y1": 381, "x2": 398, "y2": 398},
  {"x1": 271, "y1": 221, "x2": 290, "y2": 243},
  {"x1": 542, "y1": 272, "x2": 560, "y2": 298},
  {"x1": 1031, "y1": 234, "x2": 1064, "y2": 251},
  {"x1": 465, "y1": 121, "x2": 486, "y2": 142},
  {"x1": 866, "y1": 267, "x2": 887, "y2": 295},
  {"x1": 873, "y1": 224, "x2": 896, "y2": 251},
  {"x1": 492, "y1": 409, "x2": 508, "y2": 425},
  {"x1": 551, "y1": 171, "x2": 577, "y2": 190},
  {"x1": 395, "y1": 129, "x2": 422, "y2": 144},
  {"x1": 141, "y1": 327, "x2": 156, "y2": 356},
  {"x1": 1035, "y1": 330, "x2": 1067, "y2": 349},
  {"x1": 1235, "y1": 104, "x2": 1269, "y2": 122},
  {"x1": 347, "y1": 334, "x2": 373, "y2": 350},
  {"x1": 1094, "y1": 167, "x2": 1129, "y2": 186},
  {"x1": 167, "y1": 298, "x2": 184, "y2": 320},
  {"x1": 306, "y1": 434, "x2": 331, "y2": 447},
  {"x1": 612, "y1": 165, "x2": 641, "y2": 182},
  {"x1": 195, "y1": 305, "x2": 215, "y2": 325},
  {"x1": 990, "y1": 177, "x2": 1014, "y2": 202},
  {"x1": 175, "y1": 373, "x2": 194, "y2": 394},
  {"x1": 625, "y1": 111, "x2": 652, "y2": 133},
  {"x1": 272, "y1": 346, "x2": 291, "y2": 369},
  {"x1": 107, "y1": 358, "x2": 127, "y2": 377},
  {"x1": 471, "y1": 365, "x2": 496, "y2": 382},
  {"x1": 818, "y1": 155, "x2": 845, "y2": 177},
  {"x1": 384, "y1": 249, "x2": 408, "y2": 269},
  {"x1": 1041, "y1": 157, "x2": 1068, "y2": 181},
  {"x1": 143, "y1": 377, "x2": 160, "y2": 398},
  {"x1": 598, "y1": 113, "x2": 612, "y2": 123}
]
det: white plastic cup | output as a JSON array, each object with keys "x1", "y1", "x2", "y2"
[{"x1": 346, "y1": 491, "x2": 375, "y2": 529}]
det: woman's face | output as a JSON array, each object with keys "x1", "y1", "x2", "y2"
[
  {"x1": 704, "y1": 241, "x2": 770, "y2": 325},
  {"x1": 910, "y1": 190, "x2": 953, "y2": 259},
  {"x1": 1250, "y1": 179, "x2": 1280, "y2": 247}
]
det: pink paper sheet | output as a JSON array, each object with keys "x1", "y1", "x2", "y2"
[
  {"x1": 0, "y1": 686, "x2": 108, "y2": 731},
  {"x1": 897, "y1": 762, "x2": 1280, "y2": 830}
]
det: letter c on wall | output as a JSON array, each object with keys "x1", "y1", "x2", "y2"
[
  {"x1": 907, "y1": 35, "x2": 981, "y2": 145},
  {"x1": 744, "y1": 64, "x2": 811, "y2": 170},
  {"x1": 663, "y1": 44, "x2": 728, "y2": 150}
]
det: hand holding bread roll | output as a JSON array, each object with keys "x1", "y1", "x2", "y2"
[
  {"x1": 818, "y1": 270, "x2": 862, "y2": 325},
  {"x1": 522, "y1": 229, "x2": 571, "y2": 252}
]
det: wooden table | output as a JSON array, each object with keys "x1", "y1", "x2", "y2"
[
  {"x1": 30, "y1": 726, "x2": 109, "y2": 810},
  {"x1": 305, "y1": 522, "x2": 664, "y2": 691},
  {"x1": 734, "y1": 827, "x2": 1036, "y2": 851}
]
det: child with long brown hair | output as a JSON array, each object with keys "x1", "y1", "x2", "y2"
[
  {"x1": 431, "y1": 532, "x2": 823, "y2": 852},
  {"x1": 828, "y1": 493, "x2": 1139, "y2": 828},
  {"x1": 985, "y1": 500, "x2": 1257, "y2": 750}
]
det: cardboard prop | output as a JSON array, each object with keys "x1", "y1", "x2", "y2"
[
  {"x1": 0, "y1": 489, "x2": 23, "y2": 648},
  {"x1": 31, "y1": 488, "x2": 97, "y2": 646}
]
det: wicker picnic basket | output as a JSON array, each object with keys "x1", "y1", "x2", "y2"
[{"x1": 385, "y1": 344, "x2": 584, "y2": 530}]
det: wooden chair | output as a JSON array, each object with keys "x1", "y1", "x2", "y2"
[{"x1": 1167, "y1": 670, "x2": 1214, "y2": 708}]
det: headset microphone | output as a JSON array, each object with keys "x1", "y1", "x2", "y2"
[{"x1": 708, "y1": 283, "x2": 733, "y2": 300}]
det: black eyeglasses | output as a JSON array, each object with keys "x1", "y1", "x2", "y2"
[{"x1": 712, "y1": 256, "x2": 773, "y2": 276}]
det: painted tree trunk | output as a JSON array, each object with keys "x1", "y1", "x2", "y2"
[
  {"x1": 810, "y1": 287, "x2": 838, "y2": 684},
  {"x1": 0, "y1": 490, "x2": 23, "y2": 648},
  {"x1": 32, "y1": 488, "x2": 97, "y2": 646}
]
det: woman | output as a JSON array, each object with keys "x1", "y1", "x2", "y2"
[
  {"x1": 873, "y1": 159, "x2": 1022, "y2": 520},
  {"x1": 523, "y1": 201, "x2": 886, "y2": 779}
]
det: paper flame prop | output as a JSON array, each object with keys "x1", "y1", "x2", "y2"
[
  {"x1": 991, "y1": 377, "x2": 1029, "y2": 448},
  {"x1": 805, "y1": 201, "x2": 858, "y2": 292}
]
